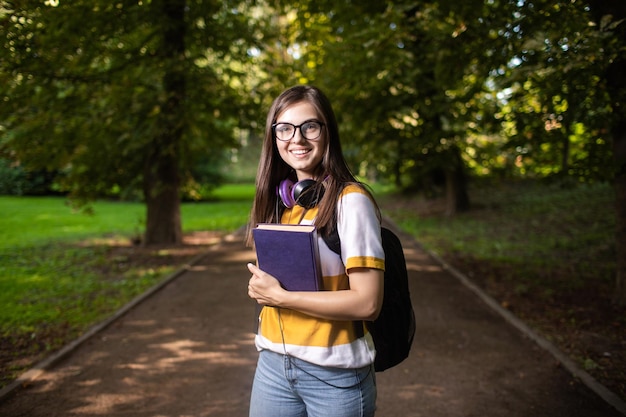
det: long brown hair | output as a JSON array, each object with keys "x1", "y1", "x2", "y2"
[{"x1": 246, "y1": 85, "x2": 377, "y2": 246}]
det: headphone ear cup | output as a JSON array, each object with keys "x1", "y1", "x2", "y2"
[
  {"x1": 278, "y1": 179, "x2": 296, "y2": 208},
  {"x1": 278, "y1": 178, "x2": 325, "y2": 209},
  {"x1": 293, "y1": 179, "x2": 321, "y2": 209}
]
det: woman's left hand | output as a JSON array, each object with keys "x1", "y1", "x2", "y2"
[{"x1": 247, "y1": 263, "x2": 285, "y2": 306}]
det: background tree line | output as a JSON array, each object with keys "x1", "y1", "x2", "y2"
[{"x1": 1, "y1": 0, "x2": 624, "y2": 304}]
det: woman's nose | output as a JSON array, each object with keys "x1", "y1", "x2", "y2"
[{"x1": 291, "y1": 128, "x2": 306, "y2": 143}]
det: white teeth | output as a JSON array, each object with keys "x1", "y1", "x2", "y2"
[{"x1": 291, "y1": 149, "x2": 309, "y2": 155}]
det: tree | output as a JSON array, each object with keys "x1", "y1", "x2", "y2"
[
  {"x1": 282, "y1": 0, "x2": 522, "y2": 214},
  {"x1": 495, "y1": 0, "x2": 626, "y2": 304},
  {"x1": 491, "y1": 0, "x2": 613, "y2": 181},
  {"x1": 0, "y1": 0, "x2": 261, "y2": 245},
  {"x1": 586, "y1": 1, "x2": 626, "y2": 305}
]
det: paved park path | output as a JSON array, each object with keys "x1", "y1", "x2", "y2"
[{"x1": 0, "y1": 226, "x2": 624, "y2": 416}]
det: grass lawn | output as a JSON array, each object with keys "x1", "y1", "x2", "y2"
[{"x1": 381, "y1": 181, "x2": 616, "y2": 295}]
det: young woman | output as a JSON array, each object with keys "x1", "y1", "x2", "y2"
[{"x1": 246, "y1": 85, "x2": 384, "y2": 417}]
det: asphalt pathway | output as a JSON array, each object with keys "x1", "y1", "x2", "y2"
[{"x1": 0, "y1": 227, "x2": 623, "y2": 416}]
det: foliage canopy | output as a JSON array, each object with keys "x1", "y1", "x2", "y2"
[{"x1": 1, "y1": 2, "x2": 625, "y2": 276}]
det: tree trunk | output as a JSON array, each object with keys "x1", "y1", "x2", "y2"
[
  {"x1": 142, "y1": 0, "x2": 186, "y2": 246},
  {"x1": 612, "y1": 126, "x2": 626, "y2": 306},
  {"x1": 143, "y1": 146, "x2": 183, "y2": 245},
  {"x1": 444, "y1": 145, "x2": 470, "y2": 217},
  {"x1": 394, "y1": 139, "x2": 403, "y2": 189},
  {"x1": 588, "y1": 0, "x2": 626, "y2": 305},
  {"x1": 605, "y1": 6, "x2": 626, "y2": 306},
  {"x1": 561, "y1": 133, "x2": 570, "y2": 175}
]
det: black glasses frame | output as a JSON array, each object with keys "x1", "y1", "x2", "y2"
[{"x1": 271, "y1": 120, "x2": 325, "y2": 141}]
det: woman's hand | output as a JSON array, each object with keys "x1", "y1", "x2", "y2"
[{"x1": 247, "y1": 263, "x2": 286, "y2": 306}]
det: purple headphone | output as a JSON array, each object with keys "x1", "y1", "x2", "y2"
[{"x1": 277, "y1": 178, "x2": 324, "y2": 208}]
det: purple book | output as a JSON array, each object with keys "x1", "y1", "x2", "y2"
[{"x1": 252, "y1": 224, "x2": 323, "y2": 291}]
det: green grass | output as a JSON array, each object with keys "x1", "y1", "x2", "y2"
[
  {"x1": 1, "y1": 197, "x2": 145, "y2": 249},
  {"x1": 207, "y1": 183, "x2": 256, "y2": 201},
  {"x1": 181, "y1": 200, "x2": 252, "y2": 232},
  {"x1": 0, "y1": 184, "x2": 256, "y2": 249},
  {"x1": 1, "y1": 244, "x2": 149, "y2": 332},
  {"x1": 382, "y1": 181, "x2": 616, "y2": 294},
  {"x1": 0, "y1": 185, "x2": 254, "y2": 386}
]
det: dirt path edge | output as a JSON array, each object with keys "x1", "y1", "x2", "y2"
[
  {"x1": 0, "y1": 234, "x2": 230, "y2": 403},
  {"x1": 421, "y1": 241, "x2": 626, "y2": 416}
]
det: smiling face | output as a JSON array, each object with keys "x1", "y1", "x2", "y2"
[{"x1": 274, "y1": 101, "x2": 326, "y2": 181}]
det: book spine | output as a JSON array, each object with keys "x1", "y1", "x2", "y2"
[{"x1": 311, "y1": 230, "x2": 322, "y2": 290}]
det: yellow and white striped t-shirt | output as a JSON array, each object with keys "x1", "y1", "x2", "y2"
[{"x1": 254, "y1": 184, "x2": 385, "y2": 369}]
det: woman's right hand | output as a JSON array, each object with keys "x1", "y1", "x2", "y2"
[{"x1": 247, "y1": 263, "x2": 286, "y2": 307}]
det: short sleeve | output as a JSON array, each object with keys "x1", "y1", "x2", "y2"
[{"x1": 336, "y1": 184, "x2": 385, "y2": 271}]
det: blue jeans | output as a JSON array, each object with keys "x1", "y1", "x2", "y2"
[{"x1": 249, "y1": 350, "x2": 377, "y2": 417}]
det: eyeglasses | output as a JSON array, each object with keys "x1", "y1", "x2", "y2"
[{"x1": 272, "y1": 120, "x2": 325, "y2": 141}]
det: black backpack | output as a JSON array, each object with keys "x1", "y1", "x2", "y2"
[{"x1": 323, "y1": 226, "x2": 416, "y2": 372}]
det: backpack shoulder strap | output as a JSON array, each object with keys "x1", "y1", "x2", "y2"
[{"x1": 323, "y1": 223, "x2": 341, "y2": 255}]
